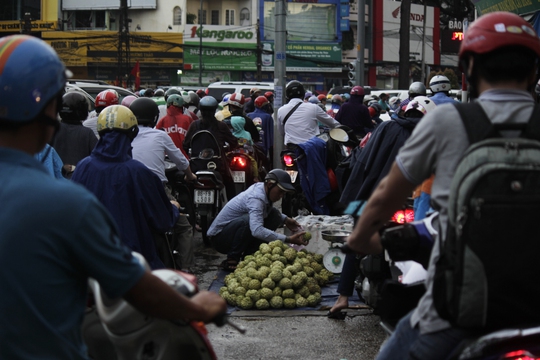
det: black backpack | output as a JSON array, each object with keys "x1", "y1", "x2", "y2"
[{"x1": 433, "y1": 102, "x2": 540, "y2": 330}]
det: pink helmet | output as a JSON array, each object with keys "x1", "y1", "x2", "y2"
[{"x1": 121, "y1": 95, "x2": 137, "y2": 107}]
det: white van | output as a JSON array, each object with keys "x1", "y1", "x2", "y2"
[{"x1": 206, "y1": 81, "x2": 274, "y2": 101}]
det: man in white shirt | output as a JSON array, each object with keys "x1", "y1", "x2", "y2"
[
  {"x1": 277, "y1": 81, "x2": 340, "y2": 145},
  {"x1": 129, "y1": 97, "x2": 197, "y2": 272}
]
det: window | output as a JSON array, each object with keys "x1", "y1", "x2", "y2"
[
  {"x1": 198, "y1": 9, "x2": 207, "y2": 25},
  {"x1": 173, "y1": 6, "x2": 182, "y2": 25},
  {"x1": 225, "y1": 9, "x2": 235, "y2": 26},
  {"x1": 211, "y1": 10, "x2": 219, "y2": 25},
  {"x1": 75, "y1": 10, "x2": 92, "y2": 29},
  {"x1": 240, "y1": 8, "x2": 250, "y2": 26}
]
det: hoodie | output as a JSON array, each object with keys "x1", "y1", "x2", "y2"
[
  {"x1": 72, "y1": 131, "x2": 179, "y2": 269},
  {"x1": 335, "y1": 95, "x2": 373, "y2": 136},
  {"x1": 231, "y1": 116, "x2": 253, "y2": 144}
]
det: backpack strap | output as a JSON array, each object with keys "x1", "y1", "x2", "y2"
[
  {"x1": 282, "y1": 102, "x2": 302, "y2": 127},
  {"x1": 454, "y1": 102, "x2": 540, "y2": 144}
]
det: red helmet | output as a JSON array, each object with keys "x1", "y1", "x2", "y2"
[
  {"x1": 317, "y1": 94, "x2": 326, "y2": 102},
  {"x1": 350, "y1": 86, "x2": 365, "y2": 96},
  {"x1": 95, "y1": 89, "x2": 119, "y2": 109},
  {"x1": 196, "y1": 89, "x2": 206, "y2": 98},
  {"x1": 254, "y1": 95, "x2": 269, "y2": 108},
  {"x1": 459, "y1": 12, "x2": 540, "y2": 63},
  {"x1": 227, "y1": 93, "x2": 245, "y2": 108},
  {"x1": 264, "y1": 91, "x2": 274, "y2": 99}
]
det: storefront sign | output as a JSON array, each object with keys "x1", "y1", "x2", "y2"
[
  {"x1": 472, "y1": 0, "x2": 540, "y2": 15},
  {"x1": 0, "y1": 20, "x2": 57, "y2": 32},
  {"x1": 261, "y1": 42, "x2": 342, "y2": 72},
  {"x1": 43, "y1": 31, "x2": 183, "y2": 67}
]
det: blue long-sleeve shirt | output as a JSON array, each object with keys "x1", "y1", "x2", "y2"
[{"x1": 207, "y1": 182, "x2": 287, "y2": 242}]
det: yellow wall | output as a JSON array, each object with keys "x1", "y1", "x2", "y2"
[{"x1": 42, "y1": 0, "x2": 59, "y2": 22}]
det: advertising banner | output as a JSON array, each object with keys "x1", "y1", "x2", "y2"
[
  {"x1": 43, "y1": 31, "x2": 183, "y2": 67},
  {"x1": 183, "y1": 25, "x2": 257, "y2": 71},
  {"x1": 471, "y1": 0, "x2": 540, "y2": 15},
  {"x1": 0, "y1": 20, "x2": 57, "y2": 32},
  {"x1": 261, "y1": 42, "x2": 342, "y2": 72}
]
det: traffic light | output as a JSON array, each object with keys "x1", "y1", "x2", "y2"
[{"x1": 348, "y1": 61, "x2": 355, "y2": 87}]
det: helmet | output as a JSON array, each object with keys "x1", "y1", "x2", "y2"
[
  {"x1": 129, "y1": 97, "x2": 159, "y2": 127},
  {"x1": 254, "y1": 95, "x2": 269, "y2": 108},
  {"x1": 97, "y1": 105, "x2": 139, "y2": 139},
  {"x1": 304, "y1": 91, "x2": 313, "y2": 100},
  {"x1": 317, "y1": 94, "x2": 327, "y2": 102},
  {"x1": 227, "y1": 93, "x2": 245, "y2": 108},
  {"x1": 121, "y1": 95, "x2": 137, "y2": 107},
  {"x1": 164, "y1": 87, "x2": 181, "y2": 101},
  {"x1": 188, "y1": 91, "x2": 200, "y2": 107},
  {"x1": 167, "y1": 94, "x2": 185, "y2": 108},
  {"x1": 368, "y1": 107, "x2": 378, "y2": 118},
  {"x1": 308, "y1": 96, "x2": 320, "y2": 104},
  {"x1": 250, "y1": 87, "x2": 261, "y2": 96},
  {"x1": 196, "y1": 89, "x2": 206, "y2": 98},
  {"x1": 342, "y1": 93, "x2": 351, "y2": 101},
  {"x1": 285, "y1": 80, "x2": 305, "y2": 100},
  {"x1": 139, "y1": 89, "x2": 146, "y2": 97},
  {"x1": 388, "y1": 96, "x2": 401, "y2": 111},
  {"x1": 350, "y1": 86, "x2": 365, "y2": 96},
  {"x1": 265, "y1": 169, "x2": 295, "y2": 192},
  {"x1": 408, "y1": 82, "x2": 427, "y2": 98},
  {"x1": 459, "y1": 12, "x2": 540, "y2": 63},
  {"x1": 199, "y1": 96, "x2": 219, "y2": 112},
  {"x1": 331, "y1": 94, "x2": 343, "y2": 104},
  {"x1": 154, "y1": 88, "x2": 165, "y2": 97},
  {"x1": 264, "y1": 91, "x2": 274, "y2": 100},
  {"x1": 369, "y1": 102, "x2": 382, "y2": 116},
  {"x1": 95, "y1": 89, "x2": 119, "y2": 109},
  {"x1": 0, "y1": 35, "x2": 68, "y2": 123},
  {"x1": 404, "y1": 96, "x2": 437, "y2": 117},
  {"x1": 144, "y1": 88, "x2": 154, "y2": 97},
  {"x1": 327, "y1": 94, "x2": 333, "y2": 99},
  {"x1": 59, "y1": 92, "x2": 89, "y2": 123},
  {"x1": 429, "y1": 75, "x2": 451, "y2": 93}
]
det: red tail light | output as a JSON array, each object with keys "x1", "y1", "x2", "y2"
[
  {"x1": 501, "y1": 350, "x2": 540, "y2": 360},
  {"x1": 391, "y1": 209, "x2": 415, "y2": 224},
  {"x1": 230, "y1": 156, "x2": 248, "y2": 169},
  {"x1": 283, "y1": 154, "x2": 294, "y2": 167}
]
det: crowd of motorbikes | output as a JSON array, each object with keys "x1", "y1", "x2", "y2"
[{"x1": 86, "y1": 98, "x2": 540, "y2": 359}]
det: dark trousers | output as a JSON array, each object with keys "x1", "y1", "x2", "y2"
[
  {"x1": 211, "y1": 208, "x2": 283, "y2": 261},
  {"x1": 337, "y1": 253, "x2": 361, "y2": 297}
]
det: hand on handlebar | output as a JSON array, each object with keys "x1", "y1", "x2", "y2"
[{"x1": 191, "y1": 291, "x2": 227, "y2": 324}]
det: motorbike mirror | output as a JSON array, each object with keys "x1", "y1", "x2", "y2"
[
  {"x1": 329, "y1": 128, "x2": 349, "y2": 143},
  {"x1": 199, "y1": 148, "x2": 215, "y2": 159}
]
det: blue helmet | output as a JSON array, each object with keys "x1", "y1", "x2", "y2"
[{"x1": 0, "y1": 35, "x2": 68, "y2": 123}]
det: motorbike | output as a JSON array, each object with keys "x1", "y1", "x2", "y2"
[
  {"x1": 227, "y1": 142, "x2": 269, "y2": 195},
  {"x1": 280, "y1": 126, "x2": 357, "y2": 217},
  {"x1": 186, "y1": 130, "x2": 228, "y2": 247},
  {"x1": 164, "y1": 158, "x2": 196, "y2": 229},
  {"x1": 83, "y1": 252, "x2": 245, "y2": 360}
]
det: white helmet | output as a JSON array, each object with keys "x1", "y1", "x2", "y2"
[
  {"x1": 404, "y1": 96, "x2": 437, "y2": 116},
  {"x1": 429, "y1": 75, "x2": 451, "y2": 93}
]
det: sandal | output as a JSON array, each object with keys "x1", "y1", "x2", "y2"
[
  {"x1": 327, "y1": 309, "x2": 347, "y2": 320},
  {"x1": 220, "y1": 259, "x2": 238, "y2": 272}
]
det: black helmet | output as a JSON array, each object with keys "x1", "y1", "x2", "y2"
[
  {"x1": 59, "y1": 91, "x2": 90, "y2": 124},
  {"x1": 285, "y1": 80, "x2": 305, "y2": 101},
  {"x1": 165, "y1": 87, "x2": 181, "y2": 101},
  {"x1": 129, "y1": 97, "x2": 159, "y2": 127},
  {"x1": 188, "y1": 91, "x2": 200, "y2": 108},
  {"x1": 154, "y1": 88, "x2": 165, "y2": 97},
  {"x1": 199, "y1": 96, "x2": 219, "y2": 112},
  {"x1": 265, "y1": 169, "x2": 295, "y2": 192}
]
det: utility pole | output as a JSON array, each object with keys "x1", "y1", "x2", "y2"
[
  {"x1": 355, "y1": 0, "x2": 365, "y2": 86},
  {"x1": 420, "y1": 1, "x2": 427, "y2": 84},
  {"x1": 199, "y1": 0, "x2": 203, "y2": 86},
  {"x1": 256, "y1": 19, "x2": 262, "y2": 81},
  {"x1": 118, "y1": 0, "x2": 130, "y2": 88},
  {"x1": 273, "y1": 0, "x2": 286, "y2": 170},
  {"x1": 398, "y1": 0, "x2": 411, "y2": 89}
]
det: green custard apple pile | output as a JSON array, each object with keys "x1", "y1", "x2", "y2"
[{"x1": 219, "y1": 240, "x2": 334, "y2": 310}]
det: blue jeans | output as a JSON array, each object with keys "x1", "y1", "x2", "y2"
[
  {"x1": 413, "y1": 192, "x2": 433, "y2": 221},
  {"x1": 211, "y1": 207, "x2": 283, "y2": 261},
  {"x1": 376, "y1": 311, "x2": 472, "y2": 360}
]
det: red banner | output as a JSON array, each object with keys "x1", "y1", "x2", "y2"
[{"x1": 130, "y1": 61, "x2": 140, "y2": 90}]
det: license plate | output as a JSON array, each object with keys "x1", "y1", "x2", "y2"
[
  {"x1": 232, "y1": 171, "x2": 246, "y2": 183},
  {"x1": 286, "y1": 170, "x2": 298, "y2": 183},
  {"x1": 194, "y1": 189, "x2": 214, "y2": 204}
]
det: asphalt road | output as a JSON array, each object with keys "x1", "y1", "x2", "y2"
[{"x1": 190, "y1": 232, "x2": 388, "y2": 360}]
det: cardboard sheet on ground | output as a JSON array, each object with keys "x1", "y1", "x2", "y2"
[{"x1": 209, "y1": 269, "x2": 365, "y2": 314}]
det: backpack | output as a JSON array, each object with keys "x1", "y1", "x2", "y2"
[{"x1": 433, "y1": 102, "x2": 540, "y2": 331}]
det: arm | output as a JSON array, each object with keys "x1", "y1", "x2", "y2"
[
  {"x1": 316, "y1": 106, "x2": 340, "y2": 128},
  {"x1": 124, "y1": 271, "x2": 226, "y2": 323},
  {"x1": 183, "y1": 122, "x2": 196, "y2": 154},
  {"x1": 163, "y1": 133, "x2": 190, "y2": 171},
  {"x1": 346, "y1": 162, "x2": 416, "y2": 254}
]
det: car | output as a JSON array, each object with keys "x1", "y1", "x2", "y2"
[
  {"x1": 206, "y1": 81, "x2": 274, "y2": 101},
  {"x1": 66, "y1": 80, "x2": 137, "y2": 109}
]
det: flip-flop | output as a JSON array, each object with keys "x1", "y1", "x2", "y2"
[
  {"x1": 327, "y1": 309, "x2": 347, "y2": 320},
  {"x1": 220, "y1": 259, "x2": 238, "y2": 272}
]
